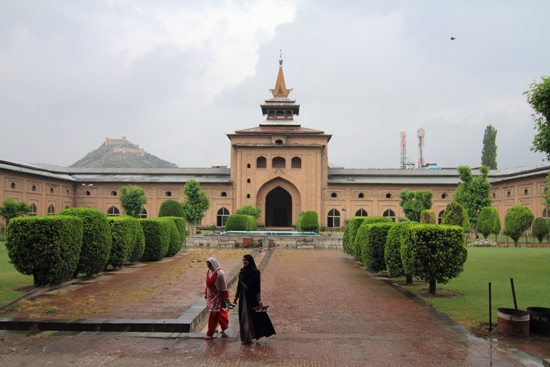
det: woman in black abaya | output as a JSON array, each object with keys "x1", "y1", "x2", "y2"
[{"x1": 233, "y1": 254, "x2": 276, "y2": 344}]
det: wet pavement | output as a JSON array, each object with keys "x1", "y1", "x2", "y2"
[{"x1": 0, "y1": 249, "x2": 546, "y2": 366}]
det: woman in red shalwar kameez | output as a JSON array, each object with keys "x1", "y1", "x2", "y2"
[{"x1": 204, "y1": 257, "x2": 229, "y2": 339}]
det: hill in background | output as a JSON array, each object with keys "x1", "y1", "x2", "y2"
[{"x1": 70, "y1": 137, "x2": 177, "y2": 168}]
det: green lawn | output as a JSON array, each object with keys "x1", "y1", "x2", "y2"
[
  {"x1": 0, "y1": 241, "x2": 33, "y2": 306},
  {"x1": 403, "y1": 247, "x2": 550, "y2": 329}
]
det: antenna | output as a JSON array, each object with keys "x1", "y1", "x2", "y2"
[
  {"x1": 400, "y1": 131, "x2": 407, "y2": 169},
  {"x1": 417, "y1": 128, "x2": 425, "y2": 168}
]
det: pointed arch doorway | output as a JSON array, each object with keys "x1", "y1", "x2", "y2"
[{"x1": 266, "y1": 187, "x2": 292, "y2": 227}]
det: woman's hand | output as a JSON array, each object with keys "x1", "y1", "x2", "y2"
[
  {"x1": 258, "y1": 302, "x2": 263, "y2": 307},
  {"x1": 233, "y1": 297, "x2": 238, "y2": 304}
]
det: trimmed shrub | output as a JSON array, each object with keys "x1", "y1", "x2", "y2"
[
  {"x1": 342, "y1": 226, "x2": 351, "y2": 254},
  {"x1": 165, "y1": 216, "x2": 186, "y2": 240},
  {"x1": 225, "y1": 214, "x2": 249, "y2": 231},
  {"x1": 358, "y1": 222, "x2": 394, "y2": 272},
  {"x1": 107, "y1": 216, "x2": 134, "y2": 269},
  {"x1": 401, "y1": 224, "x2": 467, "y2": 295},
  {"x1": 6, "y1": 216, "x2": 83, "y2": 287},
  {"x1": 246, "y1": 216, "x2": 258, "y2": 231},
  {"x1": 477, "y1": 206, "x2": 501, "y2": 239},
  {"x1": 347, "y1": 217, "x2": 367, "y2": 257},
  {"x1": 140, "y1": 218, "x2": 171, "y2": 261},
  {"x1": 385, "y1": 221, "x2": 418, "y2": 281},
  {"x1": 419, "y1": 210, "x2": 436, "y2": 224},
  {"x1": 503, "y1": 205, "x2": 535, "y2": 246},
  {"x1": 58, "y1": 208, "x2": 112, "y2": 276},
  {"x1": 300, "y1": 211, "x2": 320, "y2": 232},
  {"x1": 533, "y1": 217, "x2": 550, "y2": 243},
  {"x1": 352, "y1": 217, "x2": 393, "y2": 259},
  {"x1": 127, "y1": 219, "x2": 145, "y2": 263},
  {"x1": 158, "y1": 199, "x2": 185, "y2": 218},
  {"x1": 441, "y1": 202, "x2": 471, "y2": 232},
  {"x1": 162, "y1": 218, "x2": 181, "y2": 257}
]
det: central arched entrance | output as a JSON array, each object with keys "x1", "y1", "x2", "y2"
[{"x1": 266, "y1": 187, "x2": 292, "y2": 227}]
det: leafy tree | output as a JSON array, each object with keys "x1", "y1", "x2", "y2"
[
  {"x1": 0, "y1": 198, "x2": 31, "y2": 225},
  {"x1": 181, "y1": 180, "x2": 210, "y2": 235},
  {"x1": 119, "y1": 185, "x2": 147, "y2": 218},
  {"x1": 532, "y1": 217, "x2": 549, "y2": 244},
  {"x1": 477, "y1": 206, "x2": 501, "y2": 239},
  {"x1": 235, "y1": 205, "x2": 262, "y2": 219},
  {"x1": 419, "y1": 209, "x2": 436, "y2": 224},
  {"x1": 398, "y1": 189, "x2": 433, "y2": 222},
  {"x1": 525, "y1": 75, "x2": 550, "y2": 158},
  {"x1": 481, "y1": 125, "x2": 498, "y2": 169},
  {"x1": 453, "y1": 165, "x2": 492, "y2": 230},
  {"x1": 441, "y1": 201, "x2": 471, "y2": 233},
  {"x1": 158, "y1": 199, "x2": 184, "y2": 218},
  {"x1": 503, "y1": 205, "x2": 534, "y2": 246}
]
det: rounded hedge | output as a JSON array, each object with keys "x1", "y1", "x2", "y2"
[
  {"x1": 247, "y1": 216, "x2": 258, "y2": 231},
  {"x1": 6, "y1": 216, "x2": 83, "y2": 287},
  {"x1": 158, "y1": 199, "x2": 184, "y2": 218},
  {"x1": 127, "y1": 219, "x2": 145, "y2": 263},
  {"x1": 352, "y1": 217, "x2": 393, "y2": 259},
  {"x1": 503, "y1": 205, "x2": 534, "y2": 246},
  {"x1": 477, "y1": 206, "x2": 501, "y2": 239},
  {"x1": 385, "y1": 221, "x2": 418, "y2": 279},
  {"x1": 533, "y1": 217, "x2": 550, "y2": 243},
  {"x1": 58, "y1": 208, "x2": 112, "y2": 276},
  {"x1": 140, "y1": 218, "x2": 171, "y2": 261},
  {"x1": 419, "y1": 210, "x2": 436, "y2": 224},
  {"x1": 358, "y1": 222, "x2": 394, "y2": 272},
  {"x1": 163, "y1": 218, "x2": 182, "y2": 257},
  {"x1": 441, "y1": 202, "x2": 471, "y2": 232},
  {"x1": 107, "y1": 216, "x2": 135, "y2": 268},
  {"x1": 225, "y1": 214, "x2": 249, "y2": 231},
  {"x1": 300, "y1": 211, "x2": 319, "y2": 233},
  {"x1": 342, "y1": 226, "x2": 351, "y2": 254}
]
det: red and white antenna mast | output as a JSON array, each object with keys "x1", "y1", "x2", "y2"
[
  {"x1": 417, "y1": 128, "x2": 425, "y2": 168},
  {"x1": 400, "y1": 131, "x2": 407, "y2": 169}
]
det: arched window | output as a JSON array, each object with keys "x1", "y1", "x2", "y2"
[
  {"x1": 217, "y1": 207, "x2": 230, "y2": 227},
  {"x1": 383, "y1": 209, "x2": 396, "y2": 222},
  {"x1": 291, "y1": 157, "x2": 301, "y2": 169},
  {"x1": 47, "y1": 204, "x2": 55, "y2": 216},
  {"x1": 139, "y1": 208, "x2": 147, "y2": 218},
  {"x1": 492, "y1": 192, "x2": 496, "y2": 198},
  {"x1": 86, "y1": 191, "x2": 91, "y2": 196},
  {"x1": 358, "y1": 193, "x2": 364, "y2": 198},
  {"x1": 165, "y1": 191, "x2": 172, "y2": 197},
  {"x1": 247, "y1": 179, "x2": 251, "y2": 183},
  {"x1": 247, "y1": 163, "x2": 251, "y2": 168},
  {"x1": 442, "y1": 193, "x2": 447, "y2": 199},
  {"x1": 111, "y1": 191, "x2": 117, "y2": 196},
  {"x1": 327, "y1": 209, "x2": 341, "y2": 228},
  {"x1": 331, "y1": 192, "x2": 337, "y2": 198},
  {"x1": 385, "y1": 193, "x2": 392, "y2": 199},
  {"x1": 275, "y1": 139, "x2": 283, "y2": 145},
  {"x1": 107, "y1": 206, "x2": 120, "y2": 217},
  {"x1": 221, "y1": 192, "x2": 227, "y2": 197},
  {"x1": 272, "y1": 157, "x2": 286, "y2": 169},
  {"x1": 257, "y1": 156, "x2": 266, "y2": 169},
  {"x1": 32, "y1": 185, "x2": 37, "y2": 192},
  {"x1": 65, "y1": 205, "x2": 70, "y2": 209},
  {"x1": 438, "y1": 210, "x2": 445, "y2": 224},
  {"x1": 543, "y1": 208, "x2": 550, "y2": 218},
  {"x1": 29, "y1": 204, "x2": 37, "y2": 216},
  {"x1": 50, "y1": 188, "x2": 54, "y2": 194},
  {"x1": 66, "y1": 190, "x2": 70, "y2": 195},
  {"x1": 524, "y1": 189, "x2": 528, "y2": 195},
  {"x1": 247, "y1": 194, "x2": 251, "y2": 199},
  {"x1": 355, "y1": 209, "x2": 368, "y2": 217},
  {"x1": 10, "y1": 183, "x2": 15, "y2": 189},
  {"x1": 507, "y1": 191, "x2": 511, "y2": 197}
]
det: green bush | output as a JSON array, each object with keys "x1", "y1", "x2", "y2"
[
  {"x1": 6, "y1": 216, "x2": 83, "y2": 287},
  {"x1": 342, "y1": 226, "x2": 351, "y2": 254},
  {"x1": 419, "y1": 210, "x2": 436, "y2": 224},
  {"x1": 162, "y1": 218, "x2": 181, "y2": 257},
  {"x1": 246, "y1": 215, "x2": 258, "y2": 231},
  {"x1": 58, "y1": 208, "x2": 112, "y2": 276},
  {"x1": 158, "y1": 199, "x2": 185, "y2": 218},
  {"x1": 503, "y1": 205, "x2": 534, "y2": 246},
  {"x1": 533, "y1": 217, "x2": 550, "y2": 243},
  {"x1": 358, "y1": 222, "x2": 394, "y2": 272},
  {"x1": 384, "y1": 221, "x2": 418, "y2": 280},
  {"x1": 352, "y1": 217, "x2": 393, "y2": 259},
  {"x1": 139, "y1": 218, "x2": 171, "y2": 261},
  {"x1": 401, "y1": 224, "x2": 467, "y2": 295},
  {"x1": 441, "y1": 202, "x2": 471, "y2": 232},
  {"x1": 300, "y1": 211, "x2": 320, "y2": 232},
  {"x1": 477, "y1": 206, "x2": 501, "y2": 239},
  {"x1": 127, "y1": 219, "x2": 145, "y2": 263},
  {"x1": 107, "y1": 216, "x2": 135, "y2": 269},
  {"x1": 320, "y1": 225, "x2": 327, "y2": 232},
  {"x1": 347, "y1": 217, "x2": 367, "y2": 257},
  {"x1": 165, "y1": 217, "x2": 186, "y2": 240},
  {"x1": 296, "y1": 216, "x2": 302, "y2": 231},
  {"x1": 225, "y1": 214, "x2": 249, "y2": 231}
]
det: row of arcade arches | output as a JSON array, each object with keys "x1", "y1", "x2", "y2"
[{"x1": 253, "y1": 156, "x2": 301, "y2": 169}]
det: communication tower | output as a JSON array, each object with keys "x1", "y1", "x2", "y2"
[
  {"x1": 417, "y1": 128, "x2": 425, "y2": 168},
  {"x1": 400, "y1": 131, "x2": 407, "y2": 169}
]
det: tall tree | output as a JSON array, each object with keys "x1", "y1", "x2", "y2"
[
  {"x1": 235, "y1": 205, "x2": 262, "y2": 219},
  {"x1": 481, "y1": 125, "x2": 498, "y2": 169},
  {"x1": 118, "y1": 185, "x2": 147, "y2": 218},
  {"x1": 0, "y1": 199, "x2": 31, "y2": 226},
  {"x1": 525, "y1": 75, "x2": 550, "y2": 158},
  {"x1": 181, "y1": 180, "x2": 211, "y2": 235},
  {"x1": 453, "y1": 165, "x2": 492, "y2": 230},
  {"x1": 398, "y1": 189, "x2": 433, "y2": 222}
]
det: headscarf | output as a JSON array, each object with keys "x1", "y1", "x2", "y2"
[
  {"x1": 206, "y1": 257, "x2": 228, "y2": 292},
  {"x1": 206, "y1": 257, "x2": 220, "y2": 276},
  {"x1": 242, "y1": 254, "x2": 257, "y2": 274}
]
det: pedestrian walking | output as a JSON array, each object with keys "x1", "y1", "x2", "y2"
[
  {"x1": 204, "y1": 257, "x2": 229, "y2": 339},
  {"x1": 233, "y1": 254, "x2": 276, "y2": 344}
]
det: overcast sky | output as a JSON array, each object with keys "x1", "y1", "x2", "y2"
[{"x1": 1, "y1": 0, "x2": 549, "y2": 170}]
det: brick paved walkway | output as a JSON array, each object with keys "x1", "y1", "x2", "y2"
[{"x1": 0, "y1": 249, "x2": 541, "y2": 366}]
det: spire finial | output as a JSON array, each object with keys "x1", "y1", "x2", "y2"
[{"x1": 270, "y1": 50, "x2": 292, "y2": 97}]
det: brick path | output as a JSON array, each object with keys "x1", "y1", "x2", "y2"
[{"x1": 0, "y1": 249, "x2": 542, "y2": 366}]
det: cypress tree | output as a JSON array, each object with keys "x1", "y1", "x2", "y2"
[{"x1": 481, "y1": 125, "x2": 498, "y2": 169}]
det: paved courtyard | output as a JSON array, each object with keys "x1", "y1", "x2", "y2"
[{"x1": 0, "y1": 249, "x2": 544, "y2": 366}]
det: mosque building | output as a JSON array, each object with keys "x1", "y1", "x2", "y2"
[{"x1": 1, "y1": 58, "x2": 549, "y2": 229}]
